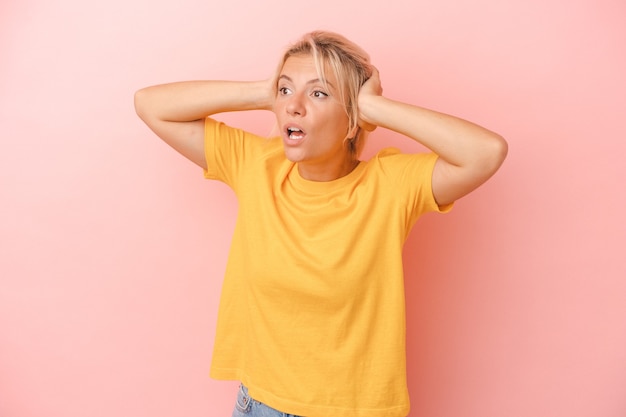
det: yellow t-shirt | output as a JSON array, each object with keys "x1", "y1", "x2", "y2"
[{"x1": 203, "y1": 118, "x2": 451, "y2": 417}]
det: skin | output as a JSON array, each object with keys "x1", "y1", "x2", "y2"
[
  {"x1": 357, "y1": 68, "x2": 508, "y2": 205},
  {"x1": 274, "y1": 55, "x2": 359, "y2": 181},
  {"x1": 134, "y1": 52, "x2": 507, "y2": 206}
]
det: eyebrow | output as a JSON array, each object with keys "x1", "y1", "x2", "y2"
[{"x1": 278, "y1": 74, "x2": 336, "y2": 90}]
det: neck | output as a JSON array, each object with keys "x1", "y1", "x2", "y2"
[{"x1": 297, "y1": 157, "x2": 360, "y2": 182}]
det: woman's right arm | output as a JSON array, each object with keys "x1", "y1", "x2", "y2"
[{"x1": 134, "y1": 80, "x2": 274, "y2": 169}]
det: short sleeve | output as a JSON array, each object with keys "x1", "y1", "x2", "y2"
[
  {"x1": 204, "y1": 117, "x2": 277, "y2": 192},
  {"x1": 373, "y1": 149, "x2": 453, "y2": 228},
  {"x1": 203, "y1": 117, "x2": 241, "y2": 187}
]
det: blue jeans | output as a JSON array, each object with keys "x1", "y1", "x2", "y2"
[{"x1": 231, "y1": 384, "x2": 302, "y2": 417}]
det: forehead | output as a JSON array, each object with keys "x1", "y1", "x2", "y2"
[{"x1": 280, "y1": 54, "x2": 339, "y2": 86}]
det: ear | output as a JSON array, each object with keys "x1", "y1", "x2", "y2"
[{"x1": 346, "y1": 124, "x2": 359, "y2": 140}]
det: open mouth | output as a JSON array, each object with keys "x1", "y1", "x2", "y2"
[{"x1": 286, "y1": 126, "x2": 305, "y2": 140}]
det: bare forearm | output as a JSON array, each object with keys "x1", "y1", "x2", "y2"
[
  {"x1": 134, "y1": 80, "x2": 274, "y2": 122},
  {"x1": 359, "y1": 95, "x2": 506, "y2": 169}
]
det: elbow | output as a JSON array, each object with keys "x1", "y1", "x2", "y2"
[
  {"x1": 133, "y1": 88, "x2": 149, "y2": 120},
  {"x1": 493, "y1": 133, "x2": 508, "y2": 164},
  {"x1": 485, "y1": 133, "x2": 508, "y2": 175}
]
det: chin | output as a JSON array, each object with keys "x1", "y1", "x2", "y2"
[{"x1": 282, "y1": 148, "x2": 306, "y2": 163}]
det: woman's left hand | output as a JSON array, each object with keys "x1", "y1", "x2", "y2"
[{"x1": 357, "y1": 67, "x2": 383, "y2": 132}]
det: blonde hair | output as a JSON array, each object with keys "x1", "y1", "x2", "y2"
[{"x1": 276, "y1": 31, "x2": 373, "y2": 157}]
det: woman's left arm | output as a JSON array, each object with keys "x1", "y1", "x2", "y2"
[{"x1": 358, "y1": 69, "x2": 508, "y2": 206}]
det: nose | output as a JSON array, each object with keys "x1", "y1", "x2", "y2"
[{"x1": 286, "y1": 92, "x2": 306, "y2": 116}]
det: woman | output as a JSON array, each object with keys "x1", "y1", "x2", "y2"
[{"x1": 135, "y1": 31, "x2": 507, "y2": 417}]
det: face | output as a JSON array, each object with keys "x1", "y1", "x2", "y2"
[{"x1": 274, "y1": 54, "x2": 357, "y2": 181}]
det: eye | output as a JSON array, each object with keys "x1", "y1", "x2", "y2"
[
  {"x1": 312, "y1": 90, "x2": 328, "y2": 98},
  {"x1": 278, "y1": 87, "x2": 292, "y2": 95}
]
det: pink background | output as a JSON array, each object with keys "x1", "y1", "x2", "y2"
[{"x1": 1, "y1": 0, "x2": 625, "y2": 416}]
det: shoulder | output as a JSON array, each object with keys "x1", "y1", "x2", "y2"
[
  {"x1": 358, "y1": 148, "x2": 450, "y2": 218},
  {"x1": 206, "y1": 118, "x2": 282, "y2": 157},
  {"x1": 367, "y1": 147, "x2": 439, "y2": 177},
  {"x1": 204, "y1": 118, "x2": 284, "y2": 184}
]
